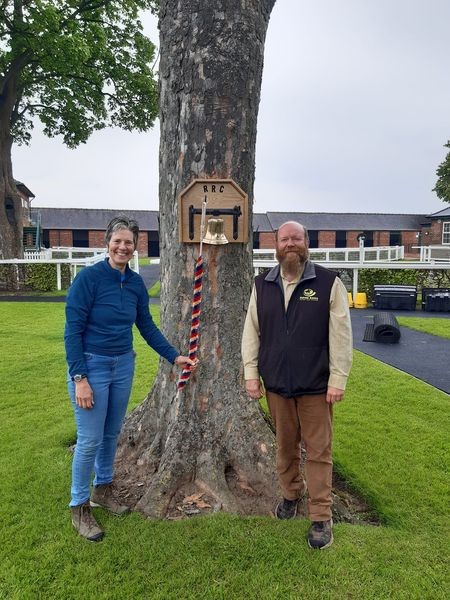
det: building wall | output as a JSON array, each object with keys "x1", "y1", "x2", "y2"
[
  {"x1": 89, "y1": 230, "x2": 105, "y2": 247},
  {"x1": 374, "y1": 231, "x2": 390, "y2": 246},
  {"x1": 137, "y1": 232, "x2": 148, "y2": 256},
  {"x1": 18, "y1": 191, "x2": 32, "y2": 226},
  {"x1": 346, "y1": 232, "x2": 360, "y2": 248},
  {"x1": 402, "y1": 231, "x2": 420, "y2": 257},
  {"x1": 45, "y1": 228, "x2": 150, "y2": 256},
  {"x1": 42, "y1": 222, "x2": 439, "y2": 258},
  {"x1": 318, "y1": 231, "x2": 335, "y2": 248},
  {"x1": 259, "y1": 232, "x2": 276, "y2": 249},
  {"x1": 49, "y1": 229, "x2": 73, "y2": 247},
  {"x1": 428, "y1": 220, "x2": 444, "y2": 244}
]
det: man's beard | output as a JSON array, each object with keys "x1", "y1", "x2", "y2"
[{"x1": 276, "y1": 248, "x2": 309, "y2": 275}]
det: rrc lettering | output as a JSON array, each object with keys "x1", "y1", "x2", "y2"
[{"x1": 203, "y1": 184, "x2": 225, "y2": 193}]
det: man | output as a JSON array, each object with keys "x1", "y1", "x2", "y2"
[{"x1": 241, "y1": 221, "x2": 352, "y2": 549}]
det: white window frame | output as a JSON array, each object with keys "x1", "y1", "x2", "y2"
[{"x1": 443, "y1": 221, "x2": 450, "y2": 245}]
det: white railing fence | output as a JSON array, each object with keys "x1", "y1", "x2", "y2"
[
  {"x1": 1, "y1": 248, "x2": 139, "y2": 290},
  {"x1": 253, "y1": 245, "x2": 404, "y2": 274},
  {"x1": 414, "y1": 245, "x2": 450, "y2": 263},
  {"x1": 252, "y1": 245, "x2": 450, "y2": 300},
  {"x1": 23, "y1": 249, "x2": 52, "y2": 261},
  {"x1": 46, "y1": 246, "x2": 107, "y2": 260},
  {"x1": 3, "y1": 243, "x2": 449, "y2": 296}
]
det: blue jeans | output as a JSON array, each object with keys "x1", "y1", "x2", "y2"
[{"x1": 68, "y1": 351, "x2": 135, "y2": 507}]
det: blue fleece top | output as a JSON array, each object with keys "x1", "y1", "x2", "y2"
[{"x1": 64, "y1": 259, "x2": 179, "y2": 377}]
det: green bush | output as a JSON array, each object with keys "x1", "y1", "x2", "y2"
[
  {"x1": 358, "y1": 268, "x2": 450, "y2": 302},
  {"x1": 0, "y1": 264, "x2": 28, "y2": 291},
  {"x1": 25, "y1": 263, "x2": 71, "y2": 292}
]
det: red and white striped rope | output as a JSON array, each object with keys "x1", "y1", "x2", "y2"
[
  {"x1": 176, "y1": 255, "x2": 203, "y2": 391},
  {"x1": 176, "y1": 198, "x2": 207, "y2": 392}
]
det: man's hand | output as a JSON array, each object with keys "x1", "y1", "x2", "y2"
[
  {"x1": 245, "y1": 379, "x2": 264, "y2": 400},
  {"x1": 326, "y1": 386, "x2": 344, "y2": 405}
]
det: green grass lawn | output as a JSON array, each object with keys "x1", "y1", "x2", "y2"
[
  {"x1": 0, "y1": 303, "x2": 449, "y2": 599},
  {"x1": 397, "y1": 315, "x2": 450, "y2": 339},
  {"x1": 148, "y1": 280, "x2": 161, "y2": 298}
]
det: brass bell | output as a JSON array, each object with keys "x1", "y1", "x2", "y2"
[{"x1": 202, "y1": 218, "x2": 229, "y2": 245}]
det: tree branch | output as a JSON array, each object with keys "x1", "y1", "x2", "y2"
[
  {"x1": 59, "y1": 0, "x2": 111, "y2": 26},
  {"x1": 0, "y1": 50, "x2": 32, "y2": 95}
]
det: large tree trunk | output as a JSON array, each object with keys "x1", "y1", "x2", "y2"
[
  {"x1": 0, "y1": 127, "x2": 23, "y2": 261},
  {"x1": 116, "y1": 0, "x2": 278, "y2": 517},
  {"x1": 0, "y1": 58, "x2": 25, "y2": 260}
]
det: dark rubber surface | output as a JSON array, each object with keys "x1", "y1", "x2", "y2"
[{"x1": 351, "y1": 308, "x2": 450, "y2": 394}]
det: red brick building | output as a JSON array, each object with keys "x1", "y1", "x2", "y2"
[
  {"x1": 31, "y1": 206, "x2": 449, "y2": 258},
  {"x1": 254, "y1": 212, "x2": 441, "y2": 258}
]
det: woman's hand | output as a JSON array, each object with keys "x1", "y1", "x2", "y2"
[
  {"x1": 175, "y1": 355, "x2": 199, "y2": 372},
  {"x1": 75, "y1": 379, "x2": 94, "y2": 409}
]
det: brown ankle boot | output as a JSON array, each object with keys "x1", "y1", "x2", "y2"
[
  {"x1": 71, "y1": 501, "x2": 104, "y2": 542},
  {"x1": 307, "y1": 519, "x2": 333, "y2": 550},
  {"x1": 91, "y1": 483, "x2": 130, "y2": 515}
]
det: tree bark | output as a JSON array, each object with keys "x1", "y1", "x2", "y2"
[
  {"x1": 116, "y1": 0, "x2": 278, "y2": 517},
  {"x1": 0, "y1": 130, "x2": 23, "y2": 261},
  {"x1": 0, "y1": 56, "x2": 27, "y2": 260}
]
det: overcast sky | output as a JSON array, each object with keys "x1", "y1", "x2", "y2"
[{"x1": 13, "y1": 0, "x2": 450, "y2": 216}]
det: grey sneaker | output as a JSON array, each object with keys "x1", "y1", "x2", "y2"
[
  {"x1": 275, "y1": 498, "x2": 298, "y2": 520},
  {"x1": 71, "y1": 502, "x2": 104, "y2": 542},
  {"x1": 307, "y1": 519, "x2": 333, "y2": 549},
  {"x1": 91, "y1": 483, "x2": 130, "y2": 515}
]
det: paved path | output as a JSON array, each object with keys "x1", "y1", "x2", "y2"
[
  {"x1": 350, "y1": 308, "x2": 450, "y2": 394},
  {"x1": 139, "y1": 263, "x2": 160, "y2": 289}
]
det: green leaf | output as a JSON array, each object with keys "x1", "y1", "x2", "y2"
[
  {"x1": 1, "y1": 0, "x2": 159, "y2": 147},
  {"x1": 433, "y1": 141, "x2": 450, "y2": 203}
]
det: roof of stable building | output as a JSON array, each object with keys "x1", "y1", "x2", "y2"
[
  {"x1": 31, "y1": 207, "x2": 159, "y2": 230},
  {"x1": 31, "y1": 206, "x2": 442, "y2": 232},
  {"x1": 428, "y1": 206, "x2": 450, "y2": 219},
  {"x1": 264, "y1": 212, "x2": 431, "y2": 232}
]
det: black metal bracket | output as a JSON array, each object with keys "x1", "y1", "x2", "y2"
[{"x1": 189, "y1": 205, "x2": 242, "y2": 240}]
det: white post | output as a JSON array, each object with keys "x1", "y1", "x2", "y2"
[
  {"x1": 132, "y1": 250, "x2": 139, "y2": 273},
  {"x1": 353, "y1": 268, "x2": 359, "y2": 300},
  {"x1": 57, "y1": 263, "x2": 61, "y2": 291}
]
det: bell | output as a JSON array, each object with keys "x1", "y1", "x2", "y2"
[{"x1": 202, "y1": 218, "x2": 229, "y2": 245}]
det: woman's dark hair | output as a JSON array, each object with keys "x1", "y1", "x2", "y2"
[{"x1": 105, "y1": 215, "x2": 139, "y2": 247}]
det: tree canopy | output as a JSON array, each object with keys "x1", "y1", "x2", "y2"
[
  {"x1": 0, "y1": 0, "x2": 161, "y2": 260},
  {"x1": 433, "y1": 141, "x2": 450, "y2": 203},
  {"x1": 0, "y1": 0, "x2": 159, "y2": 148}
]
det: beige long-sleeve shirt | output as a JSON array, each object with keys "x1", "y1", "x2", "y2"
[{"x1": 241, "y1": 267, "x2": 353, "y2": 391}]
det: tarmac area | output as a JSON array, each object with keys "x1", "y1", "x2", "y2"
[{"x1": 350, "y1": 308, "x2": 450, "y2": 394}]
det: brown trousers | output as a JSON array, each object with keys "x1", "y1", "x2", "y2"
[{"x1": 267, "y1": 391, "x2": 333, "y2": 521}]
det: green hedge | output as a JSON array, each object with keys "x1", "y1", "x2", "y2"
[
  {"x1": 357, "y1": 268, "x2": 450, "y2": 302},
  {"x1": 0, "y1": 264, "x2": 27, "y2": 291},
  {"x1": 25, "y1": 263, "x2": 71, "y2": 292}
]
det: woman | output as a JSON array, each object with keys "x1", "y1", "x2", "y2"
[{"x1": 65, "y1": 215, "x2": 196, "y2": 542}]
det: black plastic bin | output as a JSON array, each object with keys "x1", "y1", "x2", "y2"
[
  {"x1": 422, "y1": 288, "x2": 450, "y2": 312},
  {"x1": 373, "y1": 285, "x2": 417, "y2": 311}
]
